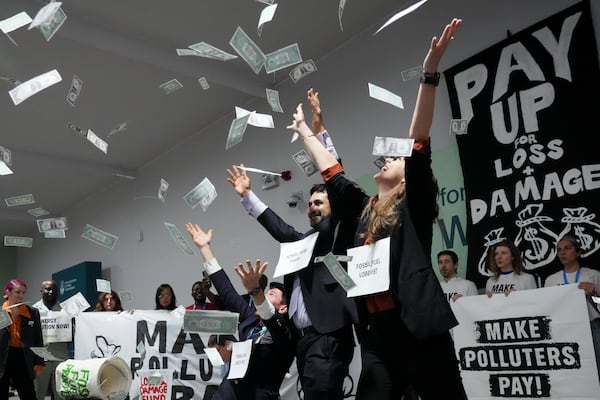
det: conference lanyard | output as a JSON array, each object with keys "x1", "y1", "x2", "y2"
[{"x1": 562, "y1": 269, "x2": 580, "y2": 284}]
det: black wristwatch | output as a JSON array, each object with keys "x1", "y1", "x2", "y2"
[
  {"x1": 248, "y1": 287, "x2": 262, "y2": 296},
  {"x1": 420, "y1": 72, "x2": 440, "y2": 86}
]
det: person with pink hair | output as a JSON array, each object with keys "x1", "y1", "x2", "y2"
[{"x1": 1, "y1": 279, "x2": 45, "y2": 399}]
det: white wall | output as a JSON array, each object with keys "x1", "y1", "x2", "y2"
[{"x1": 18, "y1": 0, "x2": 596, "y2": 307}]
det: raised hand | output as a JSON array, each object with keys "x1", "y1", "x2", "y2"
[
  {"x1": 286, "y1": 103, "x2": 307, "y2": 133},
  {"x1": 185, "y1": 222, "x2": 212, "y2": 249},
  {"x1": 235, "y1": 259, "x2": 268, "y2": 292},
  {"x1": 307, "y1": 88, "x2": 324, "y2": 133},
  {"x1": 226, "y1": 164, "x2": 251, "y2": 197},
  {"x1": 423, "y1": 18, "x2": 462, "y2": 73}
]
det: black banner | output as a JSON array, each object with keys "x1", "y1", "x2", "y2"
[{"x1": 444, "y1": 0, "x2": 600, "y2": 288}]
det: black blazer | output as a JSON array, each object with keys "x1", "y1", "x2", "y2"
[
  {"x1": 209, "y1": 269, "x2": 294, "y2": 399},
  {"x1": 257, "y1": 209, "x2": 358, "y2": 334},
  {"x1": 0, "y1": 304, "x2": 45, "y2": 380}
]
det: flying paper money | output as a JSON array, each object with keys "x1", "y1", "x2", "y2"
[
  {"x1": 265, "y1": 88, "x2": 283, "y2": 113},
  {"x1": 229, "y1": 27, "x2": 266, "y2": 74},
  {"x1": 183, "y1": 310, "x2": 239, "y2": 335},
  {"x1": 159, "y1": 79, "x2": 183, "y2": 95},
  {"x1": 225, "y1": 113, "x2": 251, "y2": 150},
  {"x1": 158, "y1": 178, "x2": 169, "y2": 203},
  {"x1": 164, "y1": 222, "x2": 195, "y2": 255},
  {"x1": 188, "y1": 42, "x2": 238, "y2": 61},
  {"x1": 257, "y1": 3, "x2": 278, "y2": 36},
  {"x1": 265, "y1": 43, "x2": 302, "y2": 74},
  {"x1": 39, "y1": 6, "x2": 66, "y2": 42},
  {"x1": 183, "y1": 178, "x2": 217, "y2": 211},
  {"x1": 86, "y1": 130, "x2": 108, "y2": 154},
  {"x1": 289, "y1": 60, "x2": 317, "y2": 84},
  {"x1": 8, "y1": 69, "x2": 62, "y2": 106},
  {"x1": 66, "y1": 74, "x2": 82, "y2": 106},
  {"x1": 0, "y1": 12, "x2": 32, "y2": 34},
  {"x1": 292, "y1": 149, "x2": 317, "y2": 176},
  {"x1": 0, "y1": 145, "x2": 12, "y2": 166},
  {"x1": 372, "y1": 136, "x2": 415, "y2": 157},
  {"x1": 4, "y1": 236, "x2": 33, "y2": 248},
  {"x1": 368, "y1": 83, "x2": 403, "y2": 109},
  {"x1": 81, "y1": 224, "x2": 118, "y2": 250},
  {"x1": 374, "y1": 0, "x2": 428, "y2": 36},
  {"x1": 235, "y1": 106, "x2": 274, "y2": 128},
  {"x1": 36, "y1": 217, "x2": 68, "y2": 233},
  {"x1": 5, "y1": 194, "x2": 35, "y2": 207},
  {"x1": 198, "y1": 77, "x2": 210, "y2": 90}
]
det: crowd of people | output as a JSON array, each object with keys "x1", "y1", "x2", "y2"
[{"x1": 2, "y1": 16, "x2": 599, "y2": 400}]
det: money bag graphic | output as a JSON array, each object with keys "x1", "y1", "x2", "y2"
[
  {"x1": 559, "y1": 207, "x2": 600, "y2": 258},
  {"x1": 515, "y1": 204, "x2": 557, "y2": 270},
  {"x1": 478, "y1": 227, "x2": 506, "y2": 277}
]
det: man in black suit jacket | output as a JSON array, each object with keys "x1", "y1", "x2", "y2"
[
  {"x1": 226, "y1": 91, "x2": 356, "y2": 399},
  {"x1": 186, "y1": 222, "x2": 294, "y2": 400}
]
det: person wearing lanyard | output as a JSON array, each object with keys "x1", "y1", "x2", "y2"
[
  {"x1": 185, "y1": 222, "x2": 294, "y2": 400},
  {"x1": 0, "y1": 279, "x2": 45, "y2": 400},
  {"x1": 544, "y1": 235, "x2": 600, "y2": 380},
  {"x1": 186, "y1": 276, "x2": 222, "y2": 310}
]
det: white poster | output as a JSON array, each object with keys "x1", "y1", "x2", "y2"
[
  {"x1": 74, "y1": 310, "x2": 313, "y2": 399},
  {"x1": 450, "y1": 285, "x2": 600, "y2": 399},
  {"x1": 41, "y1": 310, "x2": 72, "y2": 343}
]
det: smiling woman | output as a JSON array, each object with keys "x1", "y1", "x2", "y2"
[{"x1": 1, "y1": 279, "x2": 44, "y2": 400}]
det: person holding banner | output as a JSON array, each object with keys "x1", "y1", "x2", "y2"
[
  {"x1": 154, "y1": 284, "x2": 177, "y2": 310},
  {"x1": 33, "y1": 279, "x2": 70, "y2": 400},
  {"x1": 544, "y1": 235, "x2": 600, "y2": 380},
  {"x1": 438, "y1": 250, "x2": 479, "y2": 302},
  {"x1": 94, "y1": 290, "x2": 124, "y2": 312},
  {"x1": 185, "y1": 222, "x2": 295, "y2": 400},
  {"x1": 1, "y1": 278, "x2": 45, "y2": 400},
  {"x1": 287, "y1": 18, "x2": 466, "y2": 400},
  {"x1": 226, "y1": 88, "x2": 357, "y2": 400},
  {"x1": 485, "y1": 239, "x2": 538, "y2": 296}
]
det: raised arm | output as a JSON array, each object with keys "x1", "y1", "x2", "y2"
[
  {"x1": 308, "y1": 88, "x2": 325, "y2": 134},
  {"x1": 410, "y1": 18, "x2": 462, "y2": 142},
  {"x1": 287, "y1": 103, "x2": 338, "y2": 173}
]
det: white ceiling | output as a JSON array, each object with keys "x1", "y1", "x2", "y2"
[{"x1": 0, "y1": 0, "x2": 405, "y2": 239}]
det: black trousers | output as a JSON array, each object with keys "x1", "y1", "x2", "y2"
[
  {"x1": 355, "y1": 309, "x2": 467, "y2": 400},
  {"x1": 0, "y1": 347, "x2": 38, "y2": 400},
  {"x1": 295, "y1": 326, "x2": 355, "y2": 400}
]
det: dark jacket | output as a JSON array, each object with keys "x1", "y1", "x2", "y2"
[
  {"x1": 0, "y1": 304, "x2": 45, "y2": 380},
  {"x1": 209, "y1": 269, "x2": 294, "y2": 400},
  {"x1": 325, "y1": 143, "x2": 458, "y2": 340},
  {"x1": 257, "y1": 209, "x2": 358, "y2": 334}
]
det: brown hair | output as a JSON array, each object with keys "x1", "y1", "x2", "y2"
[
  {"x1": 360, "y1": 186, "x2": 406, "y2": 242},
  {"x1": 488, "y1": 239, "x2": 525, "y2": 280},
  {"x1": 94, "y1": 291, "x2": 124, "y2": 312}
]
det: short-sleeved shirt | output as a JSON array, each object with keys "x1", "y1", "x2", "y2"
[
  {"x1": 544, "y1": 267, "x2": 600, "y2": 320},
  {"x1": 440, "y1": 277, "x2": 478, "y2": 302},
  {"x1": 486, "y1": 272, "x2": 537, "y2": 294}
]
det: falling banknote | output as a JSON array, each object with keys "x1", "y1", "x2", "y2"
[
  {"x1": 8, "y1": 69, "x2": 62, "y2": 106},
  {"x1": 321, "y1": 252, "x2": 356, "y2": 291},
  {"x1": 164, "y1": 222, "x2": 195, "y2": 255},
  {"x1": 229, "y1": 27, "x2": 266, "y2": 74},
  {"x1": 81, "y1": 224, "x2": 118, "y2": 250},
  {"x1": 183, "y1": 178, "x2": 217, "y2": 212},
  {"x1": 372, "y1": 136, "x2": 414, "y2": 157},
  {"x1": 183, "y1": 310, "x2": 239, "y2": 335},
  {"x1": 289, "y1": 60, "x2": 317, "y2": 84}
]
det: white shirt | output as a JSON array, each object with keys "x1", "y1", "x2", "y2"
[
  {"x1": 440, "y1": 276, "x2": 478, "y2": 302},
  {"x1": 544, "y1": 267, "x2": 600, "y2": 320},
  {"x1": 486, "y1": 272, "x2": 537, "y2": 294}
]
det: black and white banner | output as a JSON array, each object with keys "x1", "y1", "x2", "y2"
[
  {"x1": 444, "y1": 0, "x2": 600, "y2": 287},
  {"x1": 451, "y1": 285, "x2": 600, "y2": 398}
]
